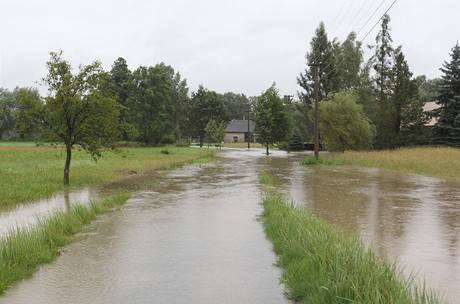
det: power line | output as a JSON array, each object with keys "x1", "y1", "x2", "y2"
[
  {"x1": 360, "y1": 0, "x2": 399, "y2": 42},
  {"x1": 356, "y1": 0, "x2": 388, "y2": 36},
  {"x1": 323, "y1": 0, "x2": 400, "y2": 80},
  {"x1": 333, "y1": 0, "x2": 358, "y2": 37},
  {"x1": 339, "y1": 0, "x2": 370, "y2": 39}
]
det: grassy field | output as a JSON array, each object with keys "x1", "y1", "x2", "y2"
[
  {"x1": 328, "y1": 147, "x2": 460, "y2": 180},
  {"x1": 0, "y1": 143, "x2": 216, "y2": 208},
  {"x1": 261, "y1": 192, "x2": 440, "y2": 304},
  {"x1": 222, "y1": 142, "x2": 263, "y2": 148},
  {"x1": 0, "y1": 192, "x2": 129, "y2": 294}
]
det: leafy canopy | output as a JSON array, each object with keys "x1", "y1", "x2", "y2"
[
  {"x1": 253, "y1": 84, "x2": 292, "y2": 153},
  {"x1": 320, "y1": 92, "x2": 374, "y2": 152}
]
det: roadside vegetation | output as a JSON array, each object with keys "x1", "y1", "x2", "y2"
[
  {"x1": 0, "y1": 144, "x2": 216, "y2": 208},
  {"x1": 259, "y1": 175, "x2": 440, "y2": 304},
  {"x1": 328, "y1": 147, "x2": 460, "y2": 180},
  {"x1": 0, "y1": 192, "x2": 129, "y2": 294}
]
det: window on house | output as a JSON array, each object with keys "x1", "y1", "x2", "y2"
[{"x1": 233, "y1": 136, "x2": 238, "y2": 143}]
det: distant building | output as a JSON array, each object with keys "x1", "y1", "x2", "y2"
[
  {"x1": 224, "y1": 119, "x2": 255, "y2": 143},
  {"x1": 423, "y1": 101, "x2": 441, "y2": 127}
]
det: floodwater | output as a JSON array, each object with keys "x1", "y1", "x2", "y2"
[
  {"x1": 0, "y1": 149, "x2": 288, "y2": 304},
  {"x1": 260, "y1": 154, "x2": 460, "y2": 303},
  {"x1": 1, "y1": 149, "x2": 459, "y2": 303},
  {"x1": 0, "y1": 188, "x2": 98, "y2": 236}
]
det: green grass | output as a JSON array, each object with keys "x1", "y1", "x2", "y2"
[
  {"x1": 329, "y1": 147, "x2": 460, "y2": 180},
  {"x1": 0, "y1": 144, "x2": 216, "y2": 208},
  {"x1": 0, "y1": 141, "x2": 37, "y2": 147},
  {"x1": 259, "y1": 172, "x2": 441, "y2": 303},
  {"x1": 302, "y1": 157, "x2": 345, "y2": 166},
  {"x1": 0, "y1": 192, "x2": 129, "y2": 293},
  {"x1": 262, "y1": 193, "x2": 441, "y2": 304},
  {"x1": 222, "y1": 142, "x2": 263, "y2": 149}
]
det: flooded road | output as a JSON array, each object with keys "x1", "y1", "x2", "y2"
[
  {"x1": 1, "y1": 149, "x2": 459, "y2": 303},
  {"x1": 0, "y1": 149, "x2": 288, "y2": 304}
]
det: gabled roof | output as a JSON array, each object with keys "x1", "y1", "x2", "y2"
[
  {"x1": 424, "y1": 101, "x2": 440, "y2": 127},
  {"x1": 225, "y1": 119, "x2": 255, "y2": 133}
]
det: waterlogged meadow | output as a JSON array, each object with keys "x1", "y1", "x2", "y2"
[
  {"x1": 259, "y1": 175, "x2": 441, "y2": 304},
  {"x1": 0, "y1": 143, "x2": 216, "y2": 208},
  {"x1": 329, "y1": 147, "x2": 460, "y2": 180}
]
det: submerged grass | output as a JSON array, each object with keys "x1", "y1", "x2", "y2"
[
  {"x1": 0, "y1": 144, "x2": 216, "y2": 208},
  {"x1": 0, "y1": 192, "x2": 129, "y2": 293},
  {"x1": 259, "y1": 172, "x2": 440, "y2": 303},
  {"x1": 329, "y1": 147, "x2": 460, "y2": 180},
  {"x1": 302, "y1": 157, "x2": 345, "y2": 166}
]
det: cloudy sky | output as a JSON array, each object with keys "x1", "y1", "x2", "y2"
[{"x1": 0, "y1": 0, "x2": 459, "y2": 97}]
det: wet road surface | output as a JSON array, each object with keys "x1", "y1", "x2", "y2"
[{"x1": 0, "y1": 149, "x2": 289, "y2": 304}]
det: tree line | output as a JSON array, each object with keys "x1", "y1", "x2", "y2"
[
  {"x1": 295, "y1": 14, "x2": 460, "y2": 150},
  {"x1": 1, "y1": 13, "x2": 459, "y2": 183},
  {"x1": 0, "y1": 52, "x2": 252, "y2": 184},
  {"x1": 0, "y1": 56, "x2": 252, "y2": 146}
]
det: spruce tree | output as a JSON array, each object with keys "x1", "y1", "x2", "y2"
[
  {"x1": 392, "y1": 47, "x2": 420, "y2": 143},
  {"x1": 371, "y1": 14, "x2": 395, "y2": 148},
  {"x1": 297, "y1": 22, "x2": 336, "y2": 106},
  {"x1": 433, "y1": 43, "x2": 460, "y2": 147}
]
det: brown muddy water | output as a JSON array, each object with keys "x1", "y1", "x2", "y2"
[
  {"x1": 0, "y1": 149, "x2": 289, "y2": 304},
  {"x1": 0, "y1": 188, "x2": 98, "y2": 236},
  {"x1": 1, "y1": 149, "x2": 459, "y2": 303},
  {"x1": 260, "y1": 154, "x2": 460, "y2": 303}
]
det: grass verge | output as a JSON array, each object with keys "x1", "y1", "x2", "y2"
[
  {"x1": 0, "y1": 192, "x2": 129, "y2": 293},
  {"x1": 0, "y1": 145, "x2": 216, "y2": 208},
  {"x1": 328, "y1": 147, "x2": 460, "y2": 180},
  {"x1": 259, "y1": 174, "x2": 440, "y2": 304}
]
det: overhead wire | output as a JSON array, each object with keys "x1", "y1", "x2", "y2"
[{"x1": 321, "y1": 0, "x2": 400, "y2": 80}]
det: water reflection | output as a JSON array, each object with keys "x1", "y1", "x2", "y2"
[
  {"x1": 280, "y1": 159, "x2": 460, "y2": 303},
  {"x1": 0, "y1": 188, "x2": 98, "y2": 236}
]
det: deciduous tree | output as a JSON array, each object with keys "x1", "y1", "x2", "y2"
[
  {"x1": 205, "y1": 119, "x2": 226, "y2": 148},
  {"x1": 253, "y1": 84, "x2": 292, "y2": 155},
  {"x1": 33, "y1": 51, "x2": 121, "y2": 185},
  {"x1": 320, "y1": 92, "x2": 374, "y2": 152},
  {"x1": 188, "y1": 86, "x2": 228, "y2": 147}
]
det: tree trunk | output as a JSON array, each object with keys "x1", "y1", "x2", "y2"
[
  {"x1": 63, "y1": 144, "x2": 72, "y2": 186},
  {"x1": 266, "y1": 144, "x2": 269, "y2": 156},
  {"x1": 199, "y1": 135, "x2": 204, "y2": 148}
]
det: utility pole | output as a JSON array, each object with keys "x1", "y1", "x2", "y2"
[
  {"x1": 310, "y1": 63, "x2": 321, "y2": 160},
  {"x1": 247, "y1": 107, "x2": 250, "y2": 150}
]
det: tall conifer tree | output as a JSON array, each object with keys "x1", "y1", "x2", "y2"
[
  {"x1": 297, "y1": 22, "x2": 336, "y2": 106},
  {"x1": 433, "y1": 43, "x2": 460, "y2": 146}
]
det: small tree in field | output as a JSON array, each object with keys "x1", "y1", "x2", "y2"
[
  {"x1": 253, "y1": 84, "x2": 292, "y2": 155},
  {"x1": 320, "y1": 92, "x2": 374, "y2": 152},
  {"x1": 205, "y1": 119, "x2": 226, "y2": 148},
  {"x1": 28, "y1": 51, "x2": 121, "y2": 185}
]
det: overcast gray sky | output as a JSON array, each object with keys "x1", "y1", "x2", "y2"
[{"x1": 0, "y1": 0, "x2": 459, "y2": 97}]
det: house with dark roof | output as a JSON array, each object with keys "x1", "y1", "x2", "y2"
[{"x1": 224, "y1": 119, "x2": 255, "y2": 143}]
